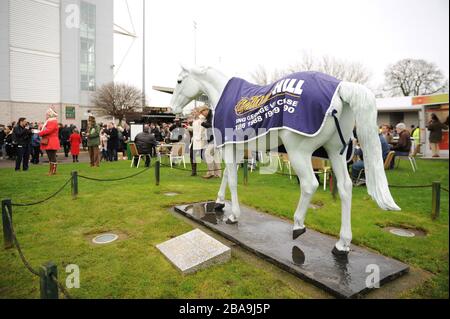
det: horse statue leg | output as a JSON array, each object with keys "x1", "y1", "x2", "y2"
[
  {"x1": 326, "y1": 147, "x2": 353, "y2": 256},
  {"x1": 220, "y1": 144, "x2": 241, "y2": 224},
  {"x1": 225, "y1": 161, "x2": 240, "y2": 224},
  {"x1": 288, "y1": 150, "x2": 319, "y2": 240},
  {"x1": 215, "y1": 167, "x2": 228, "y2": 211}
]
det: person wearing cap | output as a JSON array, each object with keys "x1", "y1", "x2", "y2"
[
  {"x1": 86, "y1": 115, "x2": 101, "y2": 167},
  {"x1": 39, "y1": 108, "x2": 61, "y2": 175}
]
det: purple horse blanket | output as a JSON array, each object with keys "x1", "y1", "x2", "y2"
[{"x1": 213, "y1": 71, "x2": 342, "y2": 148}]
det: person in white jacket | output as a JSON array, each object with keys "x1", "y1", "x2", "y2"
[{"x1": 191, "y1": 105, "x2": 209, "y2": 176}]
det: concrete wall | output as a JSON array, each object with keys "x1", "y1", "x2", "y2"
[
  {"x1": 0, "y1": 102, "x2": 12, "y2": 125},
  {"x1": 1, "y1": 0, "x2": 113, "y2": 127},
  {"x1": 1, "y1": 101, "x2": 56, "y2": 124},
  {"x1": 377, "y1": 111, "x2": 419, "y2": 129},
  {"x1": 377, "y1": 113, "x2": 390, "y2": 127},
  {"x1": 0, "y1": 0, "x2": 10, "y2": 102},
  {"x1": 9, "y1": 0, "x2": 61, "y2": 103},
  {"x1": 61, "y1": 0, "x2": 80, "y2": 105},
  {"x1": 404, "y1": 112, "x2": 419, "y2": 129}
]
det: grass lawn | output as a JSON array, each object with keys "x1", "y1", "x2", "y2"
[{"x1": 0, "y1": 158, "x2": 448, "y2": 299}]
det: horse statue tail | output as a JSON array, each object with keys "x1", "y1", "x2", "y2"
[{"x1": 339, "y1": 82, "x2": 401, "y2": 211}]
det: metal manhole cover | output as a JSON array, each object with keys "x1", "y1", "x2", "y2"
[
  {"x1": 92, "y1": 233, "x2": 119, "y2": 244},
  {"x1": 389, "y1": 228, "x2": 415, "y2": 237}
]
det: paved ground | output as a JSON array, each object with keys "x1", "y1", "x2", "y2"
[
  {"x1": 170, "y1": 207, "x2": 431, "y2": 299},
  {"x1": 174, "y1": 201, "x2": 412, "y2": 299},
  {"x1": 0, "y1": 150, "x2": 129, "y2": 169}
]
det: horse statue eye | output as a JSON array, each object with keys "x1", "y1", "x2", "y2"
[{"x1": 177, "y1": 80, "x2": 182, "y2": 84}]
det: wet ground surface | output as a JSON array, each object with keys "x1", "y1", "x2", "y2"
[
  {"x1": 174, "y1": 201, "x2": 410, "y2": 299},
  {"x1": 0, "y1": 151, "x2": 131, "y2": 169},
  {"x1": 0, "y1": 151, "x2": 90, "y2": 168}
]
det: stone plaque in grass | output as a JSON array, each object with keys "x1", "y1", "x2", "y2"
[{"x1": 156, "y1": 229, "x2": 231, "y2": 274}]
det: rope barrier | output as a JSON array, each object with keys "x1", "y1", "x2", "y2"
[
  {"x1": 273, "y1": 171, "x2": 329, "y2": 177},
  {"x1": 160, "y1": 161, "x2": 446, "y2": 195},
  {"x1": 78, "y1": 167, "x2": 150, "y2": 182},
  {"x1": 2, "y1": 162, "x2": 447, "y2": 299},
  {"x1": 159, "y1": 162, "x2": 330, "y2": 176},
  {"x1": 159, "y1": 162, "x2": 224, "y2": 173},
  {"x1": 388, "y1": 184, "x2": 433, "y2": 189},
  {"x1": 11, "y1": 177, "x2": 73, "y2": 207},
  {"x1": 3, "y1": 208, "x2": 40, "y2": 277}
]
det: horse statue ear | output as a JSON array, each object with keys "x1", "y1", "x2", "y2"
[
  {"x1": 191, "y1": 66, "x2": 209, "y2": 75},
  {"x1": 180, "y1": 63, "x2": 190, "y2": 73}
]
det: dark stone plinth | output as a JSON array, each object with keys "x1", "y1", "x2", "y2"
[{"x1": 173, "y1": 201, "x2": 409, "y2": 299}]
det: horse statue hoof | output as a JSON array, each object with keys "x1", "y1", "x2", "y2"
[
  {"x1": 332, "y1": 246, "x2": 349, "y2": 257},
  {"x1": 226, "y1": 218, "x2": 238, "y2": 225},
  {"x1": 215, "y1": 203, "x2": 225, "y2": 211},
  {"x1": 293, "y1": 228, "x2": 306, "y2": 240}
]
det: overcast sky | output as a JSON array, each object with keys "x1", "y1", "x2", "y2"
[{"x1": 113, "y1": 0, "x2": 449, "y2": 106}]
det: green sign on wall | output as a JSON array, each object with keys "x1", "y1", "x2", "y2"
[{"x1": 66, "y1": 106, "x2": 76, "y2": 119}]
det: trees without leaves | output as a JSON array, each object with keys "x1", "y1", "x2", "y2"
[
  {"x1": 251, "y1": 52, "x2": 370, "y2": 85},
  {"x1": 384, "y1": 59, "x2": 448, "y2": 97},
  {"x1": 92, "y1": 82, "x2": 143, "y2": 125}
]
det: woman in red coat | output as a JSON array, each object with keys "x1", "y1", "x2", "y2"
[
  {"x1": 69, "y1": 129, "x2": 82, "y2": 162},
  {"x1": 39, "y1": 108, "x2": 60, "y2": 175}
]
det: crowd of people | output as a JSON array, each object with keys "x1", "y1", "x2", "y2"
[
  {"x1": 0, "y1": 109, "x2": 132, "y2": 174},
  {"x1": 0, "y1": 104, "x2": 220, "y2": 177},
  {"x1": 1, "y1": 108, "x2": 447, "y2": 181},
  {"x1": 351, "y1": 113, "x2": 448, "y2": 183},
  {"x1": 130, "y1": 105, "x2": 221, "y2": 178}
]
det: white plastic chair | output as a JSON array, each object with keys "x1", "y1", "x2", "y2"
[
  {"x1": 312, "y1": 157, "x2": 331, "y2": 190},
  {"x1": 279, "y1": 153, "x2": 293, "y2": 180},
  {"x1": 237, "y1": 149, "x2": 256, "y2": 172},
  {"x1": 162, "y1": 143, "x2": 186, "y2": 168},
  {"x1": 269, "y1": 151, "x2": 283, "y2": 171},
  {"x1": 396, "y1": 140, "x2": 418, "y2": 172},
  {"x1": 129, "y1": 143, "x2": 151, "y2": 169}
]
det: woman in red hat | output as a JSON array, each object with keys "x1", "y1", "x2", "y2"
[{"x1": 39, "y1": 108, "x2": 60, "y2": 175}]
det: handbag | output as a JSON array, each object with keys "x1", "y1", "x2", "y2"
[{"x1": 41, "y1": 137, "x2": 49, "y2": 145}]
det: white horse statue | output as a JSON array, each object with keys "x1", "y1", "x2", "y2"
[{"x1": 170, "y1": 65, "x2": 400, "y2": 256}]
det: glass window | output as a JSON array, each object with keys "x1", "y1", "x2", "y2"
[{"x1": 80, "y1": 2, "x2": 96, "y2": 92}]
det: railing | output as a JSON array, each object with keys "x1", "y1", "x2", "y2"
[
  {"x1": 2, "y1": 160, "x2": 447, "y2": 298},
  {"x1": 155, "y1": 159, "x2": 447, "y2": 219},
  {"x1": 2, "y1": 166, "x2": 151, "y2": 299}
]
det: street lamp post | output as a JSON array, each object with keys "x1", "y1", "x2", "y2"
[
  {"x1": 193, "y1": 20, "x2": 197, "y2": 108},
  {"x1": 142, "y1": 0, "x2": 146, "y2": 108}
]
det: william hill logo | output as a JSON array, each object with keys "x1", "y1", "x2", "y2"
[{"x1": 235, "y1": 79, "x2": 305, "y2": 116}]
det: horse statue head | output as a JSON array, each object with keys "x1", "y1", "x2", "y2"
[
  {"x1": 170, "y1": 65, "x2": 207, "y2": 115},
  {"x1": 170, "y1": 65, "x2": 229, "y2": 115}
]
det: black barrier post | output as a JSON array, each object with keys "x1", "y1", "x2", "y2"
[
  {"x1": 2, "y1": 199, "x2": 13, "y2": 249},
  {"x1": 40, "y1": 262, "x2": 58, "y2": 299},
  {"x1": 243, "y1": 160, "x2": 249, "y2": 186},
  {"x1": 155, "y1": 160, "x2": 160, "y2": 186},
  {"x1": 432, "y1": 181, "x2": 441, "y2": 220},
  {"x1": 71, "y1": 171, "x2": 78, "y2": 199}
]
